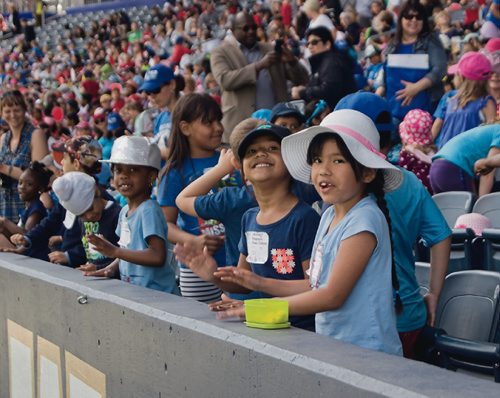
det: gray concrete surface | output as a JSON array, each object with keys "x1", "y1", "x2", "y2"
[{"x1": 0, "y1": 253, "x2": 498, "y2": 398}]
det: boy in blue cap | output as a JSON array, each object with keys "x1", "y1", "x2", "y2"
[{"x1": 270, "y1": 102, "x2": 305, "y2": 133}]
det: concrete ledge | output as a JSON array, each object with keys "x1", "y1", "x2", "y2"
[{"x1": 0, "y1": 253, "x2": 498, "y2": 397}]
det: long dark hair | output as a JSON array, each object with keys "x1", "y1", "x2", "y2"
[
  {"x1": 307, "y1": 133, "x2": 402, "y2": 313},
  {"x1": 161, "y1": 93, "x2": 222, "y2": 179},
  {"x1": 395, "y1": 0, "x2": 431, "y2": 45}
]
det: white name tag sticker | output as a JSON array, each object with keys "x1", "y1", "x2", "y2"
[
  {"x1": 246, "y1": 231, "x2": 269, "y2": 264},
  {"x1": 118, "y1": 220, "x2": 131, "y2": 248}
]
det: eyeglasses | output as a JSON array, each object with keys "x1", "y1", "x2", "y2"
[
  {"x1": 236, "y1": 24, "x2": 257, "y2": 32},
  {"x1": 306, "y1": 39, "x2": 322, "y2": 47},
  {"x1": 402, "y1": 12, "x2": 424, "y2": 21}
]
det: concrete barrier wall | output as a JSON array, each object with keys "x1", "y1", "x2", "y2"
[{"x1": 0, "y1": 253, "x2": 498, "y2": 398}]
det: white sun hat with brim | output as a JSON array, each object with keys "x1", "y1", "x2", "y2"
[
  {"x1": 281, "y1": 109, "x2": 403, "y2": 192},
  {"x1": 100, "y1": 136, "x2": 161, "y2": 171}
]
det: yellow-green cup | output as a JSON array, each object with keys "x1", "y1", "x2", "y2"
[{"x1": 244, "y1": 299, "x2": 289, "y2": 325}]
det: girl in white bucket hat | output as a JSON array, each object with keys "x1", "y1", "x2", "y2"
[
  {"x1": 83, "y1": 136, "x2": 180, "y2": 296},
  {"x1": 213, "y1": 110, "x2": 404, "y2": 355},
  {"x1": 278, "y1": 109, "x2": 403, "y2": 354}
]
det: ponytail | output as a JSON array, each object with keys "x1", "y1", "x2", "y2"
[{"x1": 368, "y1": 171, "x2": 403, "y2": 314}]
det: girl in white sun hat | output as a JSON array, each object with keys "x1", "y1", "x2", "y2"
[
  {"x1": 213, "y1": 109, "x2": 404, "y2": 355},
  {"x1": 84, "y1": 136, "x2": 180, "y2": 296}
]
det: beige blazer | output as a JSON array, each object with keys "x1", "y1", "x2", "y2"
[{"x1": 211, "y1": 40, "x2": 308, "y2": 142}]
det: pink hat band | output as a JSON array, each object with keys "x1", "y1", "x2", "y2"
[{"x1": 324, "y1": 124, "x2": 387, "y2": 160}]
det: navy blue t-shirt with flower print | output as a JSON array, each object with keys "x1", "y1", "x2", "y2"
[{"x1": 239, "y1": 200, "x2": 320, "y2": 330}]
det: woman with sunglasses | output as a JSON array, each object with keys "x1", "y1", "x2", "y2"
[
  {"x1": 380, "y1": 0, "x2": 446, "y2": 121},
  {"x1": 291, "y1": 26, "x2": 356, "y2": 110}
]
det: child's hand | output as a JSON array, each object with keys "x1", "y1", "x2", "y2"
[
  {"x1": 76, "y1": 262, "x2": 97, "y2": 272},
  {"x1": 48, "y1": 235, "x2": 63, "y2": 248},
  {"x1": 216, "y1": 148, "x2": 236, "y2": 175},
  {"x1": 174, "y1": 243, "x2": 217, "y2": 283},
  {"x1": 10, "y1": 233, "x2": 28, "y2": 247},
  {"x1": 213, "y1": 267, "x2": 262, "y2": 291},
  {"x1": 84, "y1": 262, "x2": 118, "y2": 278},
  {"x1": 208, "y1": 294, "x2": 245, "y2": 320},
  {"x1": 87, "y1": 234, "x2": 119, "y2": 258},
  {"x1": 48, "y1": 251, "x2": 69, "y2": 265},
  {"x1": 192, "y1": 234, "x2": 224, "y2": 255},
  {"x1": 0, "y1": 244, "x2": 27, "y2": 254},
  {"x1": 474, "y1": 158, "x2": 493, "y2": 175}
]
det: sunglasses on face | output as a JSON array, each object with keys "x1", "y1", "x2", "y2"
[
  {"x1": 403, "y1": 12, "x2": 424, "y2": 21},
  {"x1": 236, "y1": 24, "x2": 257, "y2": 32},
  {"x1": 306, "y1": 39, "x2": 322, "y2": 47}
]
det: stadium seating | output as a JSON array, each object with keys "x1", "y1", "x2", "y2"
[
  {"x1": 434, "y1": 270, "x2": 500, "y2": 382},
  {"x1": 472, "y1": 193, "x2": 500, "y2": 271},
  {"x1": 432, "y1": 191, "x2": 476, "y2": 273}
]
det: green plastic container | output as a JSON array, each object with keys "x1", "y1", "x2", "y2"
[{"x1": 244, "y1": 299, "x2": 289, "y2": 325}]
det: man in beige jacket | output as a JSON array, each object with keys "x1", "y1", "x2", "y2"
[{"x1": 211, "y1": 12, "x2": 308, "y2": 142}]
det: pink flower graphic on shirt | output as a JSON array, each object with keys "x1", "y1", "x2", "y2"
[{"x1": 271, "y1": 248, "x2": 296, "y2": 274}]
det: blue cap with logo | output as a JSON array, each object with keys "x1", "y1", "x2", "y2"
[
  {"x1": 107, "y1": 112, "x2": 125, "y2": 131},
  {"x1": 138, "y1": 64, "x2": 174, "y2": 93}
]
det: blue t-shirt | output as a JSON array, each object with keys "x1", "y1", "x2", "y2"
[
  {"x1": 19, "y1": 198, "x2": 47, "y2": 229},
  {"x1": 433, "y1": 125, "x2": 500, "y2": 176},
  {"x1": 239, "y1": 200, "x2": 319, "y2": 330},
  {"x1": 153, "y1": 110, "x2": 172, "y2": 156},
  {"x1": 435, "y1": 95, "x2": 494, "y2": 148},
  {"x1": 385, "y1": 168, "x2": 451, "y2": 332},
  {"x1": 98, "y1": 137, "x2": 114, "y2": 160},
  {"x1": 117, "y1": 199, "x2": 180, "y2": 295},
  {"x1": 194, "y1": 181, "x2": 320, "y2": 266},
  {"x1": 433, "y1": 90, "x2": 456, "y2": 120},
  {"x1": 309, "y1": 197, "x2": 402, "y2": 355},
  {"x1": 158, "y1": 153, "x2": 242, "y2": 267},
  {"x1": 365, "y1": 63, "x2": 384, "y2": 90}
]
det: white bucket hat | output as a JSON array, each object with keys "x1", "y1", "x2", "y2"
[
  {"x1": 52, "y1": 172, "x2": 96, "y2": 216},
  {"x1": 101, "y1": 136, "x2": 161, "y2": 170},
  {"x1": 281, "y1": 109, "x2": 403, "y2": 192}
]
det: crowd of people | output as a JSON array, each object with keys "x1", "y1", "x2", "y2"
[{"x1": 0, "y1": 0, "x2": 498, "y2": 360}]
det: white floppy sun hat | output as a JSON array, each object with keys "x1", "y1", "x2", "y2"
[
  {"x1": 101, "y1": 136, "x2": 161, "y2": 171},
  {"x1": 281, "y1": 109, "x2": 403, "y2": 192}
]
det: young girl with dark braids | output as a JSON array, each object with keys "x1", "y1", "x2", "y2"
[{"x1": 205, "y1": 110, "x2": 404, "y2": 355}]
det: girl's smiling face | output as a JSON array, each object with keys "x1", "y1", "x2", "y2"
[
  {"x1": 241, "y1": 135, "x2": 289, "y2": 184},
  {"x1": 310, "y1": 138, "x2": 374, "y2": 207},
  {"x1": 181, "y1": 117, "x2": 223, "y2": 156},
  {"x1": 18, "y1": 170, "x2": 40, "y2": 202}
]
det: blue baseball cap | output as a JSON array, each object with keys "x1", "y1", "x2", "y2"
[
  {"x1": 237, "y1": 124, "x2": 291, "y2": 161},
  {"x1": 334, "y1": 92, "x2": 394, "y2": 134},
  {"x1": 251, "y1": 109, "x2": 272, "y2": 122},
  {"x1": 270, "y1": 102, "x2": 305, "y2": 124},
  {"x1": 138, "y1": 64, "x2": 174, "y2": 93},
  {"x1": 107, "y1": 112, "x2": 125, "y2": 131}
]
